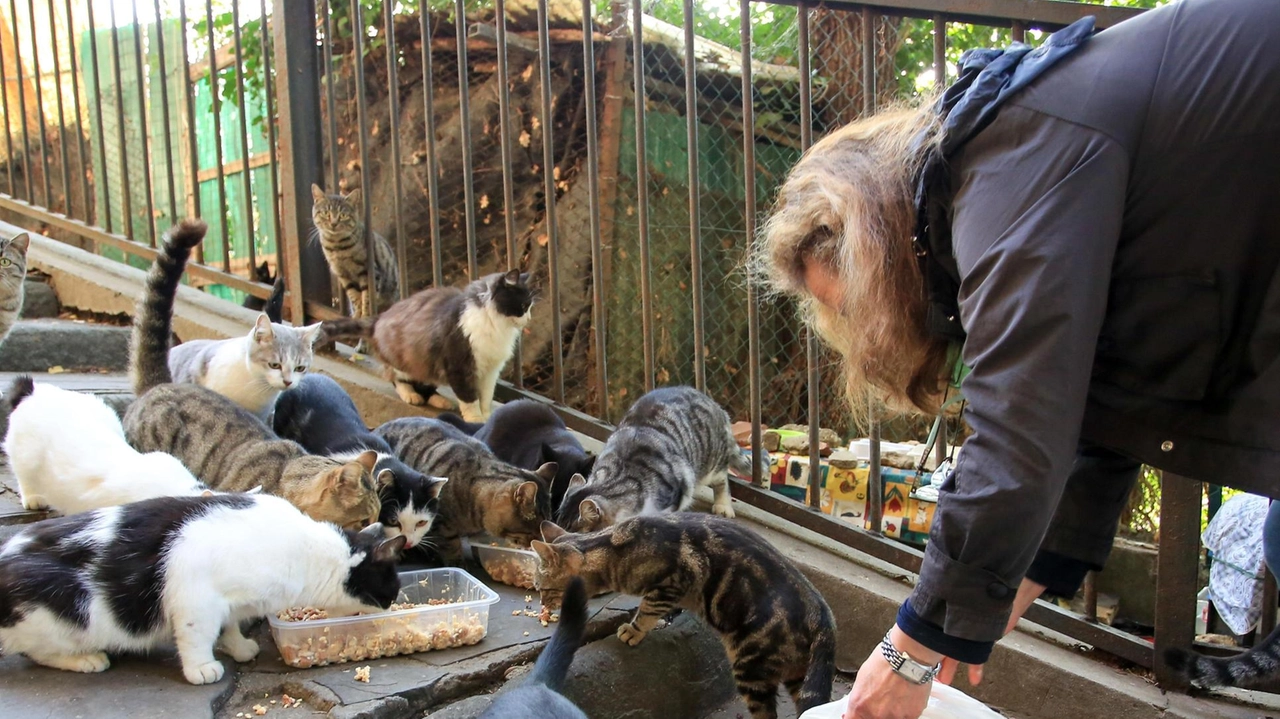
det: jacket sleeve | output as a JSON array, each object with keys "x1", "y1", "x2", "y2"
[{"x1": 903, "y1": 105, "x2": 1130, "y2": 659}]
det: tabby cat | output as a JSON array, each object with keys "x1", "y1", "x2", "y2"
[
  {"x1": 1166, "y1": 624, "x2": 1280, "y2": 688},
  {"x1": 321, "y1": 270, "x2": 535, "y2": 422},
  {"x1": 122, "y1": 219, "x2": 383, "y2": 530},
  {"x1": 310, "y1": 184, "x2": 399, "y2": 318},
  {"x1": 533, "y1": 514, "x2": 836, "y2": 719},
  {"x1": 556, "y1": 386, "x2": 753, "y2": 533},
  {"x1": 479, "y1": 576, "x2": 590, "y2": 719},
  {"x1": 0, "y1": 232, "x2": 29, "y2": 345},
  {"x1": 0, "y1": 494, "x2": 404, "y2": 684},
  {"x1": 375, "y1": 416, "x2": 555, "y2": 559}
]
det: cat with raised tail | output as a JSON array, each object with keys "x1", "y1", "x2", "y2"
[
  {"x1": 311, "y1": 184, "x2": 400, "y2": 318},
  {"x1": 0, "y1": 494, "x2": 406, "y2": 684},
  {"x1": 122, "y1": 219, "x2": 383, "y2": 531},
  {"x1": 3, "y1": 375, "x2": 207, "y2": 514},
  {"x1": 321, "y1": 270, "x2": 535, "y2": 422}
]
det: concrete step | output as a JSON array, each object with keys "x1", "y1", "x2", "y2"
[{"x1": 0, "y1": 318, "x2": 130, "y2": 373}]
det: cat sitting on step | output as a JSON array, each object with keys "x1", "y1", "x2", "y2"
[
  {"x1": 0, "y1": 494, "x2": 405, "y2": 684},
  {"x1": 0, "y1": 231, "x2": 28, "y2": 347},
  {"x1": 310, "y1": 184, "x2": 400, "y2": 319}
]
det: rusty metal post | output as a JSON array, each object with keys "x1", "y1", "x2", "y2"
[
  {"x1": 272, "y1": 0, "x2": 331, "y2": 322},
  {"x1": 1153, "y1": 473, "x2": 1201, "y2": 690}
]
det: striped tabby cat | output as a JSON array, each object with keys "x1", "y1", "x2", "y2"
[
  {"x1": 556, "y1": 386, "x2": 754, "y2": 532},
  {"x1": 533, "y1": 514, "x2": 836, "y2": 719},
  {"x1": 0, "y1": 232, "x2": 29, "y2": 345},
  {"x1": 1166, "y1": 623, "x2": 1280, "y2": 688},
  {"x1": 310, "y1": 184, "x2": 399, "y2": 318},
  {"x1": 375, "y1": 416, "x2": 556, "y2": 560},
  {"x1": 122, "y1": 219, "x2": 383, "y2": 530}
]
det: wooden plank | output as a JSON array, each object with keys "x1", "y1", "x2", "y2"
[{"x1": 196, "y1": 150, "x2": 273, "y2": 184}]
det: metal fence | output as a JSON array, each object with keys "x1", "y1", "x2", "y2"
[{"x1": 0, "y1": 0, "x2": 1260, "y2": 692}]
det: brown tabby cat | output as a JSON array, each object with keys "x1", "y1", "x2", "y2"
[
  {"x1": 533, "y1": 514, "x2": 836, "y2": 719},
  {"x1": 310, "y1": 184, "x2": 399, "y2": 319}
]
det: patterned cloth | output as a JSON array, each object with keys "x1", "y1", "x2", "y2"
[{"x1": 1203, "y1": 493, "x2": 1270, "y2": 635}]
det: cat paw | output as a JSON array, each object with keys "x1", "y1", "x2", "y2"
[
  {"x1": 36, "y1": 652, "x2": 111, "y2": 673},
  {"x1": 616, "y1": 622, "x2": 649, "y2": 647},
  {"x1": 711, "y1": 502, "x2": 736, "y2": 519},
  {"x1": 427, "y1": 394, "x2": 457, "y2": 411},
  {"x1": 220, "y1": 636, "x2": 260, "y2": 663},
  {"x1": 182, "y1": 660, "x2": 226, "y2": 685},
  {"x1": 20, "y1": 494, "x2": 49, "y2": 510},
  {"x1": 395, "y1": 384, "x2": 427, "y2": 406}
]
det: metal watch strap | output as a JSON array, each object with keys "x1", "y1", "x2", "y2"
[{"x1": 879, "y1": 631, "x2": 940, "y2": 685}]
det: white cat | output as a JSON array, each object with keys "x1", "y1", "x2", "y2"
[
  {"x1": 168, "y1": 314, "x2": 323, "y2": 418},
  {"x1": 2, "y1": 376, "x2": 207, "y2": 514},
  {"x1": 0, "y1": 494, "x2": 406, "y2": 684}
]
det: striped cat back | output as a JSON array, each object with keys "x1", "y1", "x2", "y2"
[
  {"x1": 1166, "y1": 623, "x2": 1280, "y2": 689},
  {"x1": 556, "y1": 386, "x2": 750, "y2": 532},
  {"x1": 0, "y1": 231, "x2": 28, "y2": 346},
  {"x1": 310, "y1": 184, "x2": 399, "y2": 317}
]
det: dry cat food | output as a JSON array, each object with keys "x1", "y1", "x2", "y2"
[{"x1": 471, "y1": 539, "x2": 539, "y2": 590}]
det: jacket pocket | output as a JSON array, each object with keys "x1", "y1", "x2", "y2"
[{"x1": 1093, "y1": 271, "x2": 1221, "y2": 401}]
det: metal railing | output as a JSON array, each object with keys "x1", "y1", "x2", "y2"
[{"x1": 1, "y1": 0, "x2": 1256, "y2": 692}]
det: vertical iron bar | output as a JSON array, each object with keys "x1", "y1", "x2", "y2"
[
  {"x1": 454, "y1": 0, "x2": 478, "y2": 281},
  {"x1": 1011, "y1": 20, "x2": 1026, "y2": 44},
  {"x1": 9, "y1": 0, "x2": 32, "y2": 201},
  {"x1": 631, "y1": 0, "x2": 654, "y2": 391},
  {"x1": 934, "y1": 420, "x2": 947, "y2": 468},
  {"x1": 868, "y1": 421, "x2": 882, "y2": 531},
  {"x1": 383, "y1": 0, "x2": 406, "y2": 301},
  {"x1": 206, "y1": 0, "x2": 232, "y2": 268},
  {"x1": 45, "y1": 0, "x2": 71, "y2": 214},
  {"x1": 26, "y1": 0, "x2": 50, "y2": 207},
  {"x1": 537, "y1": 0, "x2": 564, "y2": 402},
  {"x1": 349, "y1": 0, "x2": 375, "y2": 318},
  {"x1": 129, "y1": 0, "x2": 157, "y2": 246},
  {"x1": 84, "y1": 0, "x2": 110, "y2": 230},
  {"x1": 1261, "y1": 565, "x2": 1278, "y2": 638},
  {"x1": 582, "y1": 0, "x2": 607, "y2": 419},
  {"x1": 420, "y1": 7, "x2": 443, "y2": 288},
  {"x1": 109, "y1": 13, "x2": 135, "y2": 238},
  {"x1": 741, "y1": 0, "x2": 761, "y2": 487},
  {"x1": 259, "y1": 0, "x2": 281, "y2": 263},
  {"x1": 862, "y1": 5, "x2": 884, "y2": 528},
  {"x1": 932, "y1": 15, "x2": 945, "y2": 89},
  {"x1": 64, "y1": 0, "x2": 89, "y2": 220},
  {"x1": 273, "y1": 0, "x2": 329, "y2": 322},
  {"x1": 1153, "y1": 473, "x2": 1199, "y2": 690},
  {"x1": 1083, "y1": 571, "x2": 1099, "y2": 622},
  {"x1": 179, "y1": 0, "x2": 203, "y2": 262},
  {"x1": 150, "y1": 0, "x2": 177, "y2": 225},
  {"x1": 0, "y1": 19, "x2": 14, "y2": 196},
  {"x1": 231, "y1": 0, "x2": 255, "y2": 269},
  {"x1": 495, "y1": 0, "x2": 522, "y2": 387},
  {"x1": 682, "y1": 0, "x2": 704, "y2": 392},
  {"x1": 321, "y1": 0, "x2": 339, "y2": 194},
  {"x1": 798, "y1": 2, "x2": 821, "y2": 511}
]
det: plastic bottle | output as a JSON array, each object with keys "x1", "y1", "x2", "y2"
[{"x1": 798, "y1": 682, "x2": 1005, "y2": 719}]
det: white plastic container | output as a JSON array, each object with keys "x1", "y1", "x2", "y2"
[
  {"x1": 799, "y1": 682, "x2": 1004, "y2": 719},
  {"x1": 470, "y1": 535, "x2": 539, "y2": 590},
  {"x1": 268, "y1": 568, "x2": 500, "y2": 668}
]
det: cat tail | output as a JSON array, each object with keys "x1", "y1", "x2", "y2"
[
  {"x1": 1164, "y1": 622, "x2": 1280, "y2": 688},
  {"x1": 795, "y1": 615, "x2": 837, "y2": 714},
  {"x1": 319, "y1": 317, "x2": 375, "y2": 343},
  {"x1": 3, "y1": 374, "x2": 35, "y2": 413},
  {"x1": 529, "y1": 576, "x2": 588, "y2": 692},
  {"x1": 263, "y1": 275, "x2": 286, "y2": 324},
  {"x1": 727, "y1": 446, "x2": 767, "y2": 481},
  {"x1": 131, "y1": 218, "x2": 207, "y2": 396},
  {"x1": 435, "y1": 412, "x2": 484, "y2": 435}
]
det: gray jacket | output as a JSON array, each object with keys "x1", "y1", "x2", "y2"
[{"x1": 911, "y1": 0, "x2": 1280, "y2": 651}]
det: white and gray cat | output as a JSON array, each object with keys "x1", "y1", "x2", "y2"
[
  {"x1": 0, "y1": 493, "x2": 405, "y2": 684},
  {"x1": 0, "y1": 232, "x2": 29, "y2": 345}
]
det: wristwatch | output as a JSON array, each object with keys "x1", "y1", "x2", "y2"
[{"x1": 879, "y1": 631, "x2": 941, "y2": 685}]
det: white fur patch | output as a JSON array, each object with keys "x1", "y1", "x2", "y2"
[{"x1": 458, "y1": 302, "x2": 524, "y2": 379}]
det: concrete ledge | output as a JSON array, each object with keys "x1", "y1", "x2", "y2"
[{"x1": 0, "y1": 319, "x2": 130, "y2": 372}]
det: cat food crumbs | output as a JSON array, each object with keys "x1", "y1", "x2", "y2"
[
  {"x1": 354, "y1": 666, "x2": 371, "y2": 683},
  {"x1": 277, "y1": 606, "x2": 330, "y2": 622},
  {"x1": 538, "y1": 606, "x2": 555, "y2": 626},
  {"x1": 270, "y1": 700, "x2": 277, "y2": 704},
  {"x1": 276, "y1": 612, "x2": 487, "y2": 667},
  {"x1": 523, "y1": 631, "x2": 530, "y2": 636},
  {"x1": 253, "y1": 704, "x2": 269, "y2": 716},
  {"x1": 281, "y1": 695, "x2": 303, "y2": 709},
  {"x1": 512, "y1": 610, "x2": 521, "y2": 616},
  {"x1": 525, "y1": 595, "x2": 533, "y2": 603},
  {"x1": 47, "y1": 365, "x2": 66, "y2": 374},
  {"x1": 479, "y1": 556, "x2": 537, "y2": 589}
]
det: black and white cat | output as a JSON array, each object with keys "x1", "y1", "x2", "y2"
[
  {"x1": 0, "y1": 494, "x2": 405, "y2": 684},
  {"x1": 273, "y1": 373, "x2": 448, "y2": 551}
]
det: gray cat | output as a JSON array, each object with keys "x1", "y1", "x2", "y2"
[
  {"x1": 122, "y1": 219, "x2": 383, "y2": 531},
  {"x1": 0, "y1": 232, "x2": 29, "y2": 345},
  {"x1": 374, "y1": 417, "x2": 555, "y2": 559},
  {"x1": 310, "y1": 184, "x2": 399, "y2": 319},
  {"x1": 555, "y1": 386, "x2": 755, "y2": 533}
]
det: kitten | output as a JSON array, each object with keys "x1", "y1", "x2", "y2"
[
  {"x1": 1166, "y1": 623, "x2": 1280, "y2": 688},
  {"x1": 321, "y1": 270, "x2": 535, "y2": 422},
  {"x1": 2, "y1": 376, "x2": 207, "y2": 514},
  {"x1": 533, "y1": 514, "x2": 836, "y2": 719},
  {"x1": 273, "y1": 373, "x2": 448, "y2": 549},
  {"x1": 556, "y1": 386, "x2": 753, "y2": 533},
  {"x1": 479, "y1": 576, "x2": 589, "y2": 719},
  {"x1": 310, "y1": 184, "x2": 400, "y2": 319},
  {"x1": 167, "y1": 313, "x2": 323, "y2": 419},
  {"x1": 123, "y1": 219, "x2": 383, "y2": 530},
  {"x1": 438, "y1": 400, "x2": 596, "y2": 509},
  {"x1": 0, "y1": 493, "x2": 405, "y2": 684},
  {"x1": 0, "y1": 232, "x2": 28, "y2": 345},
  {"x1": 243, "y1": 261, "x2": 285, "y2": 324},
  {"x1": 375, "y1": 416, "x2": 555, "y2": 559}
]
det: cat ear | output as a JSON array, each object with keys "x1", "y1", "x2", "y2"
[
  {"x1": 311, "y1": 183, "x2": 326, "y2": 203},
  {"x1": 335, "y1": 462, "x2": 366, "y2": 488},
  {"x1": 540, "y1": 520, "x2": 567, "y2": 542},
  {"x1": 503, "y1": 269, "x2": 520, "y2": 285},
  {"x1": 531, "y1": 540, "x2": 559, "y2": 567},
  {"x1": 372, "y1": 535, "x2": 408, "y2": 563},
  {"x1": 355, "y1": 450, "x2": 379, "y2": 473},
  {"x1": 345, "y1": 188, "x2": 363, "y2": 209},
  {"x1": 376, "y1": 469, "x2": 396, "y2": 490},
  {"x1": 579, "y1": 455, "x2": 597, "y2": 477},
  {"x1": 252, "y1": 314, "x2": 274, "y2": 342},
  {"x1": 8, "y1": 233, "x2": 29, "y2": 254},
  {"x1": 428, "y1": 476, "x2": 449, "y2": 499},
  {"x1": 534, "y1": 461, "x2": 558, "y2": 481},
  {"x1": 515, "y1": 480, "x2": 539, "y2": 510},
  {"x1": 358, "y1": 522, "x2": 385, "y2": 540},
  {"x1": 300, "y1": 322, "x2": 324, "y2": 347},
  {"x1": 568, "y1": 473, "x2": 587, "y2": 490},
  {"x1": 580, "y1": 498, "x2": 602, "y2": 525}
]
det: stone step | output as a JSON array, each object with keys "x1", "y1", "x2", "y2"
[{"x1": 0, "y1": 318, "x2": 130, "y2": 373}]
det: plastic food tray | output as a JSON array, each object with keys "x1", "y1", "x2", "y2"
[
  {"x1": 470, "y1": 536, "x2": 540, "y2": 590},
  {"x1": 268, "y1": 568, "x2": 500, "y2": 668}
]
